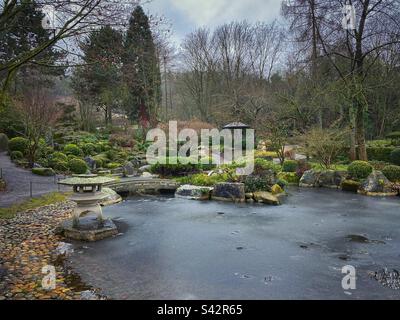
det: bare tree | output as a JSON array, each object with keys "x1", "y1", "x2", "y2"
[{"x1": 15, "y1": 86, "x2": 61, "y2": 167}]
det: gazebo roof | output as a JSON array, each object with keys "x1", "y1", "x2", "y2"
[{"x1": 223, "y1": 122, "x2": 251, "y2": 130}]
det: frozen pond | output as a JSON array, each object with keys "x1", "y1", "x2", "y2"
[{"x1": 68, "y1": 187, "x2": 400, "y2": 299}]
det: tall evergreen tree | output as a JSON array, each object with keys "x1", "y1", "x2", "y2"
[
  {"x1": 123, "y1": 5, "x2": 161, "y2": 126},
  {"x1": 72, "y1": 26, "x2": 124, "y2": 126},
  {"x1": 0, "y1": 0, "x2": 63, "y2": 92}
]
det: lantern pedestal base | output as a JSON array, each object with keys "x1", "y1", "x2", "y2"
[{"x1": 60, "y1": 216, "x2": 118, "y2": 242}]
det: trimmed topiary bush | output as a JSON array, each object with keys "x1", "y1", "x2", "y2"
[
  {"x1": 10, "y1": 150, "x2": 23, "y2": 160},
  {"x1": 367, "y1": 147, "x2": 395, "y2": 162},
  {"x1": 382, "y1": 165, "x2": 400, "y2": 182},
  {"x1": 282, "y1": 160, "x2": 298, "y2": 172},
  {"x1": 32, "y1": 168, "x2": 55, "y2": 176},
  {"x1": 63, "y1": 144, "x2": 83, "y2": 157},
  {"x1": 68, "y1": 158, "x2": 88, "y2": 174},
  {"x1": 390, "y1": 148, "x2": 400, "y2": 165},
  {"x1": 53, "y1": 160, "x2": 69, "y2": 172},
  {"x1": 50, "y1": 151, "x2": 68, "y2": 163},
  {"x1": 0, "y1": 133, "x2": 9, "y2": 152},
  {"x1": 348, "y1": 161, "x2": 373, "y2": 180},
  {"x1": 8, "y1": 137, "x2": 29, "y2": 154}
]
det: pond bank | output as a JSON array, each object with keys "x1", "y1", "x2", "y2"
[
  {"x1": 0, "y1": 202, "x2": 104, "y2": 300},
  {"x1": 68, "y1": 188, "x2": 400, "y2": 299}
]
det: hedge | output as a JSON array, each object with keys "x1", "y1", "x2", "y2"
[
  {"x1": 367, "y1": 147, "x2": 395, "y2": 162},
  {"x1": 32, "y1": 168, "x2": 55, "y2": 176}
]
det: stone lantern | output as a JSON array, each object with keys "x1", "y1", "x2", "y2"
[{"x1": 58, "y1": 174, "x2": 119, "y2": 241}]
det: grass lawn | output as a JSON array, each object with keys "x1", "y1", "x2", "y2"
[{"x1": 0, "y1": 192, "x2": 68, "y2": 219}]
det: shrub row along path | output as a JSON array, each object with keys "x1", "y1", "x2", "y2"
[{"x1": 0, "y1": 152, "x2": 69, "y2": 208}]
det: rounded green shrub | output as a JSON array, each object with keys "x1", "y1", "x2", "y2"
[
  {"x1": 53, "y1": 160, "x2": 69, "y2": 172},
  {"x1": 282, "y1": 160, "x2": 298, "y2": 173},
  {"x1": 367, "y1": 147, "x2": 395, "y2": 162},
  {"x1": 348, "y1": 161, "x2": 373, "y2": 180},
  {"x1": 8, "y1": 137, "x2": 29, "y2": 154},
  {"x1": 10, "y1": 150, "x2": 23, "y2": 160},
  {"x1": 105, "y1": 149, "x2": 118, "y2": 161},
  {"x1": 382, "y1": 165, "x2": 400, "y2": 182},
  {"x1": 32, "y1": 168, "x2": 55, "y2": 176},
  {"x1": 276, "y1": 178, "x2": 288, "y2": 189},
  {"x1": 253, "y1": 158, "x2": 281, "y2": 175},
  {"x1": 36, "y1": 158, "x2": 49, "y2": 168},
  {"x1": 63, "y1": 144, "x2": 83, "y2": 157},
  {"x1": 390, "y1": 148, "x2": 400, "y2": 165},
  {"x1": 93, "y1": 158, "x2": 103, "y2": 169},
  {"x1": 82, "y1": 143, "x2": 97, "y2": 156},
  {"x1": 0, "y1": 133, "x2": 9, "y2": 152},
  {"x1": 51, "y1": 152, "x2": 68, "y2": 163},
  {"x1": 68, "y1": 158, "x2": 88, "y2": 174},
  {"x1": 106, "y1": 162, "x2": 123, "y2": 170}
]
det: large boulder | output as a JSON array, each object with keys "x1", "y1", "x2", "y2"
[
  {"x1": 175, "y1": 185, "x2": 213, "y2": 200},
  {"x1": 299, "y1": 170, "x2": 320, "y2": 187},
  {"x1": 341, "y1": 179, "x2": 360, "y2": 193},
  {"x1": 317, "y1": 170, "x2": 346, "y2": 189},
  {"x1": 122, "y1": 162, "x2": 137, "y2": 177},
  {"x1": 211, "y1": 182, "x2": 245, "y2": 202},
  {"x1": 84, "y1": 156, "x2": 97, "y2": 170},
  {"x1": 100, "y1": 187, "x2": 122, "y2": 206},
  {"x1": 139, "y1": 165, "x2": 152, "y2": 173},
  {"x1": 253, "y1": 191, "x2": 281, "y2": 205},
  {"x1": 359, "y1": 171, "x2": 398, "y2": 196}
]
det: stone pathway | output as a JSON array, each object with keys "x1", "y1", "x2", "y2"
[
  {"x1": 0, "y1": 152, "x2": 68, "y2": 208},
  {"x1": 0, "y1": 202, "x2": 104, "y2": 300}
]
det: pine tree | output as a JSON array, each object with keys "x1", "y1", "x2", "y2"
[
  {"x1": 0, "y1": 1, "x2": 63, "y2": 91},
  {"x1": 72, "y1": 26, "x2": 124, "y2": 126},
  {"x1": 123, "y1": 5, "x2": 161, "y2": 126}
]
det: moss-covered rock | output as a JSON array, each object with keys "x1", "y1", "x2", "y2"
[
  {"x1": 253, "y1": 191, "x2": 280, "y2": 205},
  {"x1": 341, "y1": 179, "x2": 360, "y2": 193},
  {"x1": 359, "y1": 171, "x2": 397, "y2": 196},
  {"x1": 271, "y1": 184, "x2": 284, "y2": 195}
]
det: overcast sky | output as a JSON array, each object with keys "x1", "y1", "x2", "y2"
[{"x1": 145, "y1": 0, "x2": 283, "y2": 45}]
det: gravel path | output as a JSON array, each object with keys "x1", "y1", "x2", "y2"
[
  {"x1": 0, "y1": 152, "x2": 69, "y2": 207},
  {"x1": 0, "y1": 202, "x2": 104, "y2": 300}
]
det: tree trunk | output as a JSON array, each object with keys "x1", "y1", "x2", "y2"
[{"x1": 355, "y1": 101, "x2": 368, "y2": 160}]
